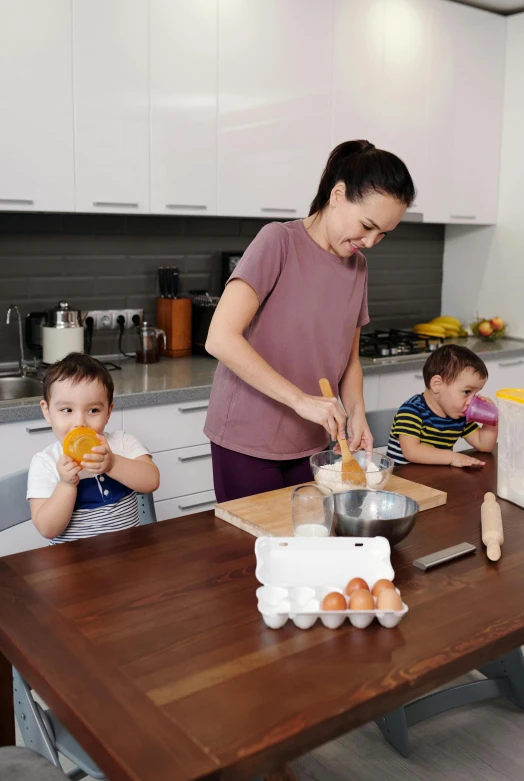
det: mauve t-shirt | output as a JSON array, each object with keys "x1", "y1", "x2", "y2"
[{"x1": 204, "y1": 220, "x2": 369, "y2": 459}]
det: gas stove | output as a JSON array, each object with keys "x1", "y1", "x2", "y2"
[{"x1": 359, "y1": 329, "x2": 443, "y2": 364}]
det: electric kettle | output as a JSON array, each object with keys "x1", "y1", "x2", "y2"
[{"x1": 26, "y1": 301, "x2": 84, "y2": 364}]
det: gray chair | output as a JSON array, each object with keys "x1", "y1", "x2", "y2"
[
  {"x1": 0, "y1": 746, "x2": 68, "y2": 780},
  {"x1": 365, "y1": 407, "x2": 397, "y2": 449},
  {"x1": 0, "y1": 468, "x2": 157, "y2": 779}
]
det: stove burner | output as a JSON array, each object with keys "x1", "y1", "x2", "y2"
[{"x1": 359, "y1": 329, "x2": 443, "y2": 362}]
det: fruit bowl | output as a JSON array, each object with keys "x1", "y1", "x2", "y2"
[{"x1": 470, "y1": 316, "x2": 507, "y2": 341}]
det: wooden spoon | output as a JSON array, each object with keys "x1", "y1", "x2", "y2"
[{"x1": 319, "y1": 378, "x2": 366, "y2": 485}]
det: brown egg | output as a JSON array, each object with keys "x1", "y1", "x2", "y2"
[
  {"x1": 377, "y1": 589, "x2": 403, "y2": 611},
  {"x1": 372, "y1": 579, "x2": 396, "y2": 598},
  {"x1": 321, "y1": 592, "x2": 347, "y2": 611},
  {"x1": 344, "y1": 577, "x2": 369, "y2": 596},
  {"x1": 349, "y1": 589, "x2": 375, "y2": 611}
]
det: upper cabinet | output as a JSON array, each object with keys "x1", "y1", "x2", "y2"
[
  {"x1": 333, "y1": 0, "x2": 431, "y2": 216},
  {"x1": 72, "y1": 0, "x2": 150, "y2": 214},
  {"x1": 0, "y1": 0, "x2": 508, "y2": 223},
  {"x1": 218, "y1": 0, "x2": 333, "y2": 219},
  {"x1": 0, "y1": 0, "x2": 74, "y2": 212},
  {"x1": 150, "y1": 0, "x2": 218, "y2": 216},
  {"x1": 424, "y1": 0, "x2": 506, "y2": 225}
]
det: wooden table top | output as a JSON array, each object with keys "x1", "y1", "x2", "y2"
[{"x1": 2, "y1": 454, "x2": 524, "y2": 781}]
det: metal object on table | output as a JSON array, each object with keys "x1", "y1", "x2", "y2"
[
  {"x1": 413, "y1": 542, "x2": 476, "y2": 570},
  {"x1": 332, "y1": 489, "x2": 419, "y2": 545}
]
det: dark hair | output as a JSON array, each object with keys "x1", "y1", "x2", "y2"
[
  {"x1": 309, "y1": 140, "x2": 416, "y2": 216},
  {"x1": 423, "y1": 345, "x2": 488, "y2": 388},
  {"x1": 43, "y1": 352, "x2": 114, "y2": 405}
]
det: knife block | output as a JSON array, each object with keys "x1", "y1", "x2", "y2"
[{"x1": 156, "y1": 297, "x2": 192, "y2": 358}]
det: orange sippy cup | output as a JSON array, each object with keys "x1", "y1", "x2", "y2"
[{"x1": 63, "y1": 427, "x2": 100, "y2": 464}]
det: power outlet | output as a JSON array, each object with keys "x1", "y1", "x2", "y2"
[{"x1": 81, "y1": 309, "x2": 144, "y2": 330}]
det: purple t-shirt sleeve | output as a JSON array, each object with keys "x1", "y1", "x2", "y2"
[
  {"x1": 357, "y1": 262, "x2": 370, "y2": 327},
  {"x1": 227, "y1": 222, "x2": 289, "y2": 305}
]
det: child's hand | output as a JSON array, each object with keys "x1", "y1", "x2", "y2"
[
  {"x1": 450, "y1": 452, "x2": 485, "y2": 468},
  {"x1": 57, "y1": 454, "x2": 82, "y2": 486},
  {"x1": 81, "y1": 434, "x2": 115, "y2": 475}
]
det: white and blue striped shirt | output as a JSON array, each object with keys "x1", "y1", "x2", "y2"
[{"x1": 27, "y1": 430, "x2": 150, "y2": 544}]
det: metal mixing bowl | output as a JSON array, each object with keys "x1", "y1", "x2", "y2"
[{"x1": 333, "y1": 489, "x2": 419, "y2": 545}]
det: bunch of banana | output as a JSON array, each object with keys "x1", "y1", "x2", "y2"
[{"x1": 412, "y1": 316, "x2": 468, "y2": 340}]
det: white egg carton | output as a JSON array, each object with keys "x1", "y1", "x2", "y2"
[{"x1": 255, "y1": 535, "x2": 408, "y2": 630}]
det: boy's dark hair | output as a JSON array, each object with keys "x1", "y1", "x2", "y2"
[
  {"x1": 43, "y1": 353, "x2": 114, "y2": 405},
  {"x1": 309, "y1": 139, "x2": 416, "y2": 216},
  {"x1": 423, "y1": 344, "x2": 488, "y2": 388}
]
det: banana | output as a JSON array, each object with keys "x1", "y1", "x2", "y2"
[
  {"x1": 431, "y1": 316, "x2": 462, "y2": 328},
  {"x1": 413, "y1": 323, "x2": 447, "y2": 338}
]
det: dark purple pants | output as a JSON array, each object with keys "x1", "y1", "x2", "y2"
[{"x1": 211, "y1": 442, "x2": 314, "y2": 502}]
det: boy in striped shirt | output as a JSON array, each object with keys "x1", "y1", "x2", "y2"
[
  {"x1": 27, "y1": 353, "x2": 160, "y2": 544},
  {"x1": 387, "y1": 344, "x2": 498, "y2": 468}
]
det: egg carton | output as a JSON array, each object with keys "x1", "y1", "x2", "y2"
[{"x1": 255, "y1": 535, "x2": 408, "y2": 630}]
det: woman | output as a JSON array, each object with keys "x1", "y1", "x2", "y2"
[{"x1": 205, "y1": 140, "x2": 415, "y2": 502}]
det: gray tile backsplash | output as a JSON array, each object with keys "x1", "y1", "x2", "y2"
[{"x1": 0, "y1": 213, "x2": 444, "y2": 362}]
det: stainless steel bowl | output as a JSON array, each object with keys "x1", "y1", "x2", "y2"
[{"x1": 333, "y1": 489, "x2": 419, "y2": 545}]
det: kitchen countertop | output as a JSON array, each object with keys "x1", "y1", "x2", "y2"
[{"x1": 1, "y1": 337, "x2": 524, "y2": 424}]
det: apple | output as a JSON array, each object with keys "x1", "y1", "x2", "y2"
[
  {"x1": 490, "y1": 317, "x2": 505, "y2": 332},
  {"x1": 478, "y1": 320, "x2": 493, "y2": 337}
]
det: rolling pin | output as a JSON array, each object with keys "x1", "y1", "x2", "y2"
[{"x1": 481, "y1": 492, "x2": 504, "y2": 561}]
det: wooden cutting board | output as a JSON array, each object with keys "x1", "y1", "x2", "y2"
[{"x1": 214, "y1": 476, "x2": 447, "y2": 538}]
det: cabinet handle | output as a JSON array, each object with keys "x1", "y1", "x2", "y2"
[
  {"x1": 498, "y1": 359, "x2": 524, "y2": 368},
  {"x1": 177, "y1": 453, "x2": 211, "y2": 463},
  {"x1": 178, "y1": 498, "x2": 215, "y2": 511},
  {"x1": 178, "y1": 403, "x2": 209, "y2": 413},
  {"x1": 26, "y1": 425, "x2": 53, "y2": 434},
  {"x1": 450, "y1": 215, "x2": 477, "y2": 220},
  {"x1": 260, "y1": 208, "x2": 297, "y2": 214},
  {"x1": 0, "y1": 198, "x2": 34, "y2": 205},
  {"x1": 414, "y1": 374, "x2": 424, "y2": 379},
  {"x1": 166, "y1": 204, "x2": 207, "y2": 211},
  {"x1": 93, "y1": 201, "x2": 139, "y2": 208}
]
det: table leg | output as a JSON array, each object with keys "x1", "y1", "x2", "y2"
[{"x1": 0, "y1": 651, "x2": 15, "y2": 746}]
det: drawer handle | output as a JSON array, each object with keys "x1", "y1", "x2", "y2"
[
  {"x1": 166, "y1": 204, "x2": 207, "y2": 211},
  {"x1": 93, "y1": 201, "x2": 139, "y2": 208},
  {"x1": 0, "y1": 198, "x2": 34, "y2": 205},
  {"x1": 260, "y1": 208, "x2": 297, "y2": 214},
  {"x1": 450, "y1": 214, "x2": 477, "y2": 220},
  {"x1": 498, "y1": 359, "x2": 524, "y2": 368},
  {"x1": 25, "y1": 425, "x2": 53, "y2": 434},
  {"x1": 414, "y1": 374, "x2": 424, "y2": 380},
  {"x1": 178, "y1": 404, "x2": 209, "y2": 413},
  {"x1": 178, "y1": 499, "x2": 215, "y2": 511},
  {"x1": 177, "y1": 453, "x2": 211, "y2": 463}
]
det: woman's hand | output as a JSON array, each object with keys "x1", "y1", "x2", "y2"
[
  {"x1": 294, "y1": 393, "x2": 348, "y2": 441},
  {"x1": 347, "y1": 407, "x2": 373, "y2": 452}
]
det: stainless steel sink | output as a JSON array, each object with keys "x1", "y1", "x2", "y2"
[{"x1": 0, "y1": 376, "x2": 43, "y2": 401}]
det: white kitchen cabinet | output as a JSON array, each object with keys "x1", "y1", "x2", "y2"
[
  {"x1": 377, "y1": 370, "x2": 423, "y2": 411},
  {"x1": 150, "y1": 0, "x2": 217, "y2": 216},
  {"x1": 333, "y1": 0, "x2": 430, "y2": 215},
  {"x1": 218, "y1": 0, "x2": 333, "y2": 218},
  {"x1": 122, "y1": 400, "x2": 210, "y2": 453},
  {"x1": 155, "y1": 490, "x2": 216, "y2": 522},
  {"x1": 424, "y1": 0, "x2": 506, "y2": 225},
  {"x1": 482, "y1": 356, "x2": 524, "y2": 400},
  {"x1": 153, "y1": 444, "x2": 213, "y2": 501},
  {"x1": 73, "y1": 0, "x2": 150, "y2": 214},
  {"x1": 363, "y1": 375, "x2": 380, "y2": 412},
  {"x1": 0, "y1": 0, "x2": 74, "y2": 212}
]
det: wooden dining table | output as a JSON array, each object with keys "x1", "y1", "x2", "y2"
[{"x1": 1, "y1": 453, "x2": 524, "y2": 781}]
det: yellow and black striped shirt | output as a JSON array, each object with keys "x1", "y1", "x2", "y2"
[{"x1": 387, "y1": 394, "x2": 478, "y2": 465}]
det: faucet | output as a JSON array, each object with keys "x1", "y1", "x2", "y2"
[{"x1": 6, "y1": 304, "x2": 32, "y2": 375}]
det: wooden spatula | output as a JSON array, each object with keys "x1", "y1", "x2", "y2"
[{"x1": 319, "y1": 378, "x2": 366, "y2": 485}]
